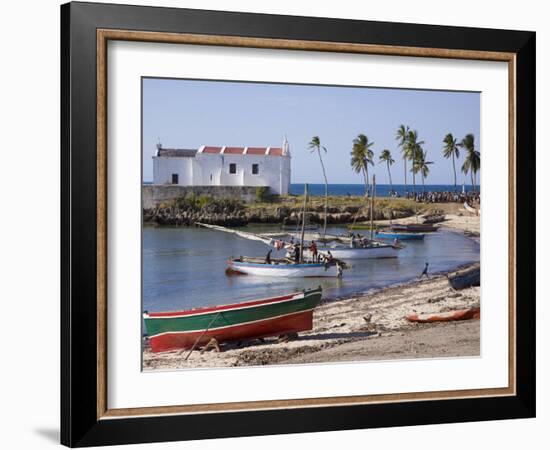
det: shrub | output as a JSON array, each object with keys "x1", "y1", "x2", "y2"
[{"x1": 255, "y1": 186, "x2": 270, "y2": 202}]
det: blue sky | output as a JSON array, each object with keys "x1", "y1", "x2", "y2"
[{"x1": 142, "y1": 78, "x2": 480, "y2": 185}]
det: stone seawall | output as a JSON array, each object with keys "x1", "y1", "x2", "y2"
[{"x1": 143, "y1": 185, "x2": 264, "y2": 208}]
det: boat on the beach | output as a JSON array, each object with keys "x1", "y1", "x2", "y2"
[
  {"x1": 144, "y1": 287, "x2": 323, "y2": 352},
  {"x1": 375, "y1": 230, "x2": 426, "y2": 240},
  {"x1": 227, "y1": 256, "x2": 341, "y2": 277},
  {"x1": 422, "y1": 213, "x2": 446, "y2": 224},
  {"x1": 406, "y1": 306, "x2": 480, "y2": 323},
  {"x1": 390, "y1": 223, "x2": 439, "y2": 232},
  {"x1": 463, "y1": 201, "x2": 480, "y2": 216},
  {"x1": 447, "y1": 263, "x2": 480, "y2": 290}
]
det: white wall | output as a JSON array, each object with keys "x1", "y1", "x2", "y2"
[
  {"x1": 153, "y1": 156, "x2": 194, "y2": 185},
  {"x1": 154, "y1": 153, "x2": 291, "y2": 194},
  {"x1": 0, "y1": 1, "x2": 547, "y2": 450}
]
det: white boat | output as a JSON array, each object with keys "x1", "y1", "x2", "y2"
[
  {"x1": 304, "y1": 241, "x2": 399, "y2": 260},
  {"x1": 463, "y1": 201, "x2": 480, "y2": 216},
  {"x1": 227, "y1": 257, "x2": 340, "y2": 277}
]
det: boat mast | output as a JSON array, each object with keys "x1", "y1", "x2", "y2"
[
  {"x1": 370, "y1": 174, "x2": 376, "y2": 240},
  {"x1": 299, "y1": 183, "x2": 308, "y2": 263}
]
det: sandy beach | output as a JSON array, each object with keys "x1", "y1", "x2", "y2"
[{"x1": 143, "y1": 210, "x2": 480, "y2": 370}]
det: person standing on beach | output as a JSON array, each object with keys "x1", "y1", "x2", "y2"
[{"x1": 420, "y1": 262, "x2": 429, "y2": 279}]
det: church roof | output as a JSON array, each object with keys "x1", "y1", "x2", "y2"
[
  {"x1": 199, "y1": 146, "x2": 285, "y2": 156},
  {"x1": 156, "y1": 148, "x2": 197, "y2": 157},
  {"x1": 155, "y1": 145, "x2": 288, "y2": 157}
]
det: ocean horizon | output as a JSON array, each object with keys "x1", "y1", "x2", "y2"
[
  {"x1": 290, "y1": 183, "x2": 479, "y2": 197},
  {"x1": 142, "y1": 181, "x2": 479, "y2": 197}
]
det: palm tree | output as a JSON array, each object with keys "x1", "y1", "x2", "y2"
[
  {"x1": 407, "y1": 130, "x2": 425, "y2": 195},
  {"x1": 379, "y1": 149, "x2": 395, "y2": 195},
  {"x1": 395, "y1": 124, "x2": 410, "y2": 194},
  {"x1": 412, "y1": 149, "x2": 433, "y2": 193},
  {"x1": 442, "y1": 133, "x2": 460, "y2": 192},
  {"x1": 308, "y1": 136, "x2": 329, "y2": 238},
  {"x1": 351, "y1": 134, "x2": 375, "y2": 196},
  {"x1": 459, "y1": 133, "x2": 480, "y2": 193}
]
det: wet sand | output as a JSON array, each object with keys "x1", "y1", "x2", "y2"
[{"x1": 142, "y1": 213, "x2": 480, "y2": 370}]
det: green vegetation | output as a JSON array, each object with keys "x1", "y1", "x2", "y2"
[
  {"x1": 459, "y1": 133, "x2": 480, "y2": 193},
  {"x1": 412, "y1": 148, "x2": 433, "y2": 193},
  {"x1": 379, "y1": 149, "x2": 395, "y2": 194},
  {"x1": 396, "y1": 124, "x2": 410, "y2": 192},
  {"x1": 255, "y1": 186, "x2": 270, "y2": 203},
  {"x1": 442, "y1": 133, "x2": 460, "y2": 192},
  {"x1": 351, "y1": 134, "x2": 375, "y2": 196},
  {"x1": 170, "y1": 193, "x2": 244, "y2": 212}
]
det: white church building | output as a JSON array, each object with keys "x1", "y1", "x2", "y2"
[{"x1": 152, "y1": 137, "x2": 291, "y2": 195}]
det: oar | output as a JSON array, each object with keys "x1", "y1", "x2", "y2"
[{"x1": 183, "y1": 312, "x2": 221, "y2": 361}]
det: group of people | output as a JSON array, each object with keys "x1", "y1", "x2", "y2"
[
  {"x1": 404, "y1": 190, "x2": 480, "y2": 204},
  {"x1": 265, "y1": 240, "x2": 334, "y2": 265}
]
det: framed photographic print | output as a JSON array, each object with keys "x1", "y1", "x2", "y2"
[{"x1": 61, "y1": 1, "x2": 535, "y2": 447}]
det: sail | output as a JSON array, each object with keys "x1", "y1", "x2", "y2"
[{"x1": 196, "y1": 223, "x2": 290, "y2": 249}]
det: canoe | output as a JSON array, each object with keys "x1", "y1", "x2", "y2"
[
  {"x1": 447, "y1": 263, "x2": 480, "y2": 290},
  {"x1": 390, "y1": 223, "x2": 439, "y2": 232},
  {"x1": 406, "y1": 306, "x2": 480, "y2": 323},
  {"x1": 375, "y1": 231, "x2": 425, "y2": 240},
  {"x1": 228, "y1": 257, "x2": 340, "y2": 277},
  {"x1": 144, "y1": 287, "x2": 323, "y2": 352}
]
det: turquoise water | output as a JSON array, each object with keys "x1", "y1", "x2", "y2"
[
  {"x1": 143, "y1": 225, "x2": 479, "y2": 313},
  {"x1": 290, "y1": 183, "x2": 479, "y2": 197}
]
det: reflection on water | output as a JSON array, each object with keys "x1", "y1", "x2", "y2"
[{"x1": 143, "y1": 225, "x2": 480, "y2": 312}]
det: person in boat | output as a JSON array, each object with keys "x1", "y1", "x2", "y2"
[
  {"x1": 350, "y1": 233, "x2": 356, "y2": 248},
  {"x1": 309, "y1": 241, "x2": 318, "y2": 262},
  {"x1": 326, "y1": 250, "x2": 334, "y2": 262},
  {"x1": 265, "y1": 249, "x2": 272, "y2": 265},
  {"x1": 293, "y1": 244, "x2": 301, "y2": 263},
  {"x1": 420, "y1": 262, "x2": 429, "y2": 279}
]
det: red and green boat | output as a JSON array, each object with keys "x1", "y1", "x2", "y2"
[{"x1": 143, "y1": 287, "x2": 323, "y2": 353}]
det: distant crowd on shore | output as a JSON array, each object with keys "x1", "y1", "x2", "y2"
[{"x1": 388, "y1": 190, "x2": 480, "y2": 204}]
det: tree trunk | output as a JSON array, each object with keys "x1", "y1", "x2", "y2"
[
  {"x1": 317, "y1": 149, "x2": 329, "y2": 239},
  {"x1": 412, "y1": 147, "x2": 416, "y2": 195},
  {"x1": 362, "y1": 167, "x2": 368, "y2": 197},
  {"x1": 387, "y1": 161, "x2": 393, "y2": 195},
  {"x1": 452, "y1": 152, "x2": 457, "y2": 192},
  {"x1": 365, "y1": 164, "x2": 370, "y2": 197},
  {"x1": 403, "y1": 157, "x2": 407, "y2": 194},
  {"x1": 471, "y1": 170, "x2": 475, "y2": 194}
]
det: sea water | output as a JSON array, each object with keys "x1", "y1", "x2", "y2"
[
  {"x1": 143, "y1": 225, "x2": 479, "y2": 313},
  {"x1": 289, "y1": 183, "x2": 479, "y2": 197}
]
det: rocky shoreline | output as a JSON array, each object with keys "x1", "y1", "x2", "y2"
[{"x1": 143, "y1": 201, "x2": 414, "y2": 227}]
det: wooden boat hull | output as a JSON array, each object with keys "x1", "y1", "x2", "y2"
[
  {"x1": 375, "y1": 231, "x2": 425, "y2": 240},
  {"x1": 406, "y1": 307, "x2": 480, "y2": 323},
  {"x1": 228, "y1": 259, "x2": 339, "y2": 277},
  {"x1": 447, "y1": 263, "x2": 480, "y2": 290},
  {"x1": 144, "y1": 288, "x2": 323, "y2": 352},
  {"x1": 390, "y1": 223, "x2": 439, "y2": 232},
  {"x1": 422, "y1": 214, "x2": 445, "y2": 224}
]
